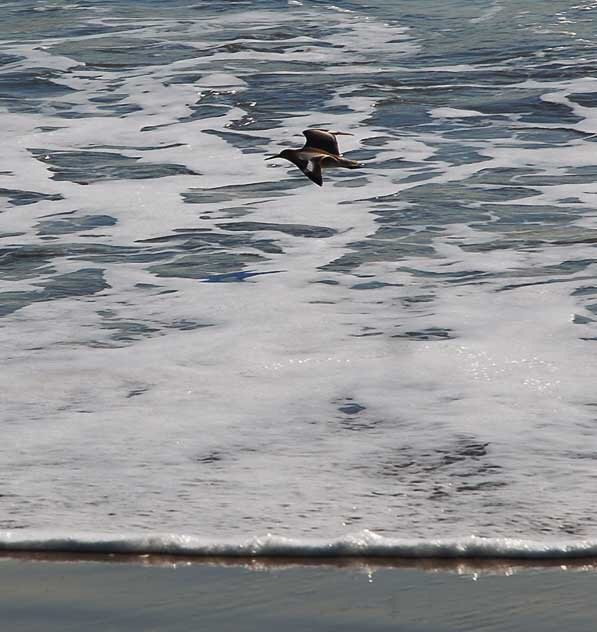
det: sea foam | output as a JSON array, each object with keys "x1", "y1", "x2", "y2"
[{"x1": 2, "y1": 530, "x2": 597, "y2": 560}]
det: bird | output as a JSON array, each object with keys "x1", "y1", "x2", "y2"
[{"x1": 265, "y1": 128, "x2": 360, "y2": 186}]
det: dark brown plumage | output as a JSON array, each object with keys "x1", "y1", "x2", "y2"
[{"x1": 265, "y1": 129, "x2": 360, "y2": 186}]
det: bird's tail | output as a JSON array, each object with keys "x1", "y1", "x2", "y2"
[{"x1": 336, "y1": 158, "x2": 361, "y2": 169}]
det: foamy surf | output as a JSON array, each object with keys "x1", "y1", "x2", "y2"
[
  {"x1": 2, "y1": 0, "x2": 597, "y2": 545},
  {"x1": 2, "y1": 530, "x2": 597, "y2": 561}
]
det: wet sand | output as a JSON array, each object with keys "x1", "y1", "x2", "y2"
[{"x1": 2, "y1": 554, "x2": 597, "y2": 631}]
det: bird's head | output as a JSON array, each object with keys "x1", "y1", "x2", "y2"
[{"x1": 265, "y1": 149, "x2": 293, "y2": 161}]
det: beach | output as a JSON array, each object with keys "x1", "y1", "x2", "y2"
[{"x1": 2, "y1": 556, "x2": 597, "y2": 631}]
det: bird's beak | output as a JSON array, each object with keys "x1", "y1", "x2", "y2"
[
  {"x1": 330, "y1": 131, "x2": 353, "y2": 136},
  {"x1": 265, "y1": 154, "x2": 280, "y2": 160}
]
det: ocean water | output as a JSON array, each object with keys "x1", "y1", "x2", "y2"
[{"x1": 2, "y1": 0, "x2": 597, "y2": 559}]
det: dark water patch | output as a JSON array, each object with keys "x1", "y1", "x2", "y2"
[
  {"x1": 201, "y1": 40, "x2": 305, "y2": 56},
  {"x1": 89, "y1": 94, "x2": 129, "y2": 105},
  {"x1": 225, "y1": 112, "x2": 285, "y2": 132},
  {"x1": 49, "y1": 38, "x2": 200, "y2": 71},
  {"x1": 87, "y1": 142, "x2": 187, "y2": 152},
  {"x1": 195, "y1": 451, "x2": 224, "y2": 465},
  {"x1": 352, "y1": 180, "x2": 539, "y2": 231},
  {"x1": 456, "y1": 203, "x2": 590, "y2": 248},
  {"x1": 532, "y1": 61, "x2": 597, "y2": 83},
  {"x1": 351, "y1": 280, "x2": 401, "y2": 290},
  {"x1": 2, "y1": 4, "x2": 123, "y2": 41},
  {"x1": 0, "y1": 242, "x2": 167, "y2": 282},
  {"x1": 362, "y1": 136, "x2": 392, "y2": 148},
  {"x1": 312, "y1": 279, "x2": 339, "y2": 286},
  {"x1": 455, "y1": 480, "x2": 507, "y2": 493},
  {"x1": 34, "y1": 126, "x2": 65, "y2": 133},
  {"x1": 397, "y1": 266, "x2": 493, "y2": 286},
  {"x1": 0, "y1": 188, "x2": 63, "y2": 207},
  {"x1": 203, "y1": 129, "x2": 271, "y2": 154},
  {"x1": 443, "y1": 124, "x2": 514, "y2": 142},
  {"x1": 395, "y1": 170, "x2": 443, "y2": 185},
  {"x1": 34, "y1": 268, "x2": 109, "y2": 299},
  {"x1": 401, "y1": 294, "x2": 434, "y2": 306},
  {"x1": 47, "y1": 102, "x2": 117, "y2": 120},
  {"x1": 333, "y1": 176, "x2": 370, "y2": 189},
  {"x1": 513, "y1": 126, "x2": 594, "y2": 146},
  {"x1": 335, "y1": 398, "x2": 378, "y2": 432},
  {"x1": 203, "y1": 269, "x2": 283, "y2": 282},
  {"x1": 95, "y1": 310, "x2": 213, "y2": 347},
  {"x1": 572, "y1": 286, "x2": 597, "y2": 298},
  {"x1": 36, "y1": 215, "x2": 117, "y2": 236},
  {"x1": 179, "y1": 104, "x2": 230, "y2": 123},
  {"x1": 552, "y1": 236, "x2": 597, "y2": 246},
  {"x1": 371, "y1": 222, "x2": 436, "y2": 241},
  {"x1": 217, "y1": 221, "x2": 336, "y2": 239},
  {"x1": 126, "y1": 387, "x2": 150, "y2": 399},
  {"x1": 214, "y1": 72, "x2": 353, "y2": 131},
  {"x1": 459, "y1": 237, "x2": 543, "y2": 254},
  {"x1": 514, "y1": 166, "x2": 597, "y2": 186},
  {"x1": 167, "y1": 319, "x2": 210, "y2": 331},
  {"x1": 0, "y1": 69, "x2": 75, "y2": 100},
  {"x1": 0, "y1": 53, "x2": 22, "y2": 66},
  {"x1": 138, "y1": 228, "x2": 282, "y2": 255},
  {"x1": 425, "y1": 143, "x2": 493, "y2": 168},
  {"x1": 140, "y1": 123, "x2": 174, "y2": 132},
  {"x1": 569, "y1": 92, "x2": 597, "y2": 108},
  {"x1": 401, "y1": 181, "x2": 541, "y2": 205},
  {"x1": 149, "y1": 252, "x2": 268, "y2": 280},
  {"x1": 98, "y1": 103, "x2": 143, "y2": 116},
  {"x1": 477, "y1": 203, "x2": 582, "y2": 226},
  {"x1": 182, "y1": 179, "x2": 308, "y2": 204},
  {"x1": 496, "y1": 274, "x2": 597, "y2": 293},
  {"x1": 29, "y1": 149, "x2": 199, "y2": 184},
  {"x1": 468, "y1": 93, "x2": 583, "y2": 125},
  {"x1": 467, "y1": 166, "x2": 542, "y2": 185},
  {"x1": 366, "y1": 98, "x2": 432, "y2": 131},
  {"x1": 0, "y1": 232, "x2": 25, "y2": 240},
  {"x1": 351, "y1": 328, "x2": 383, "y2": 337},
  {"x1": 337, "y1": 401, "x2": 366, "y2": 415},
  {"x1": 391, "y1": 327, "x2": 452, "y2": 341},
  {"x1": 574, "y1": 314, "x2": 594, "y2": 325},
  {"x1": 320, "y1": 238, "x2": 437, "y2": 274},
  {"x1": 583, "y1": 303, "x2": 597, "y2": 317},
  {"x1": 0, "y1": 268, "x2": 108, "y2": 317},
  {"x1": 101, "y1": 320, "x2": 162, "y2": 342},
  {"x1": 134, "y1": 283, "x2": 162, "y2": 290}
]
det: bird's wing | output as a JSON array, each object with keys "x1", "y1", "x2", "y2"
[
  {"x1": 284, "y1": 152, "x2": 325, "y2": 186},
  {"x1": 304, "y1": 157, "x2": 324, "y2": 186},
  {"x1": 293, "y1": 155, "x2": 326, "y2": 186},
  {"x1": 302, "y1": 129, "x2": 341, "y2": 155}
]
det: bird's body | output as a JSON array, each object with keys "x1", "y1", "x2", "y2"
[{"x1": 266, "y1": 129, "x2": 360, "y2": 186}]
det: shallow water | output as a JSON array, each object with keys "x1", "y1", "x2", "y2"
[
  {"x1": 3, "y1": 557, "x2": 597, "y2": 632},
  {"x1": 2, "y1": 0, "x2": 597, "y2": 552}
]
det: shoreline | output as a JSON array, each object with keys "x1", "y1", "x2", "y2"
[{"x1": 2, "y1": 549, "x2": 597, "y2": 575}]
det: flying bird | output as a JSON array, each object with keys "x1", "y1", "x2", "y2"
[{"x1": 265, "y1": 128, "x2": 360, "y2": 186}]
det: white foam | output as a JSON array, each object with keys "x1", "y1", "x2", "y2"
[
  {"x1": 2, "y1": 530, "x2": 597, "y2": 560},
  {"x1": 2, "y1": 0, "x2": 597, "y2": 544}
]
